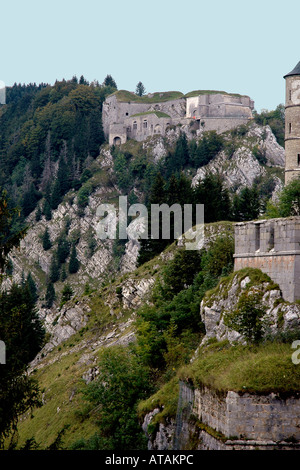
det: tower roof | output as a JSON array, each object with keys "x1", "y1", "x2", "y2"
[{"x1": 284, "y1": 61, "x2": 300, "y2": 78}]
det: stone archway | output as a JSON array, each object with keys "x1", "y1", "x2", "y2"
[{"x1": 113, "y1": 136, "x2": 121, "y2": 146}]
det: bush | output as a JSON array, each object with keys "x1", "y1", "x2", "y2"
[{"x1": 224, "y1": 291, "x2": 267, "y2": 344}]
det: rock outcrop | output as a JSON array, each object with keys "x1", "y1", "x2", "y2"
[{"x1": 199, "y1": 268, "x2": 300, "y2": 346}]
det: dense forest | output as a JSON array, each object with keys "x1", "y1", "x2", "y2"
[{"x1": 0, "y1": 75, "x2": 117, "y2": 229}]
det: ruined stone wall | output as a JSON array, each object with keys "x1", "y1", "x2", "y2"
[
  {"x1": 193, "y1": 386, "x2": 300, "y2": 442},
  {"x1": 234, "y1": 217, "x2": 300, "y2": 302},
  {"x1": 102, "y1": 94, "x2": 185, "y2": 139}
]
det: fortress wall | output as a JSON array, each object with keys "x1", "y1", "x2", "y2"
[
  {"x1": 234, "y1": 254, "x2": 297, "y2": 302},
  {"x1": 193, "y1": 386, "x2": 300, "y2": 442},
  {"x1": 234, "y1": 218, "x2": 300, "y2": 302},
  {"x1": 124, "y1": 114, "x2": 171, "y2": 142},
  {"x1": 201, "y1": 117, "x2": 251, "y2": 133}
]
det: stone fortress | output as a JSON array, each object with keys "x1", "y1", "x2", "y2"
[
  {"x1": 102, "y1": 89, "x2": 254, "y2": 146},
  {"x1": 234, "y1": 60, "x2": 300, "y2": 303}
]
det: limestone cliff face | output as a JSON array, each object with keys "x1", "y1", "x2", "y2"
[{"x1": 192, "y1": 123, "x2": 284, "y2": 195}]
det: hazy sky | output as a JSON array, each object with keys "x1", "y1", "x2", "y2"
[{"x1": 1, "y1": 0, "x2": 299, "y2": 111}]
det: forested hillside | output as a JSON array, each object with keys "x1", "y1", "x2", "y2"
[{"x1": 1, "y1": 75, "x2": 295, "y2": 450}]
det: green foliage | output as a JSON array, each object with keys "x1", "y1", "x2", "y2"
[
  {"x1": 0, "y1": 190, "x2": 27, "y2": 274},
  {"x1": 136, "y1": 234, "x2": 233, "y2": 370},
  {"x1": 160, "y1": 249, "x2": 202, "y2": 300},
  {"x1": 194, "y1": 172, "x2": 231, "y2": 223},
  {"x1": 191, "y1": 131, "x2": 224, "y2": 168},
  {"x1": 103, "y1": 75, "x2": 117, "y2": 89},
  {"x1": 201, "y1": 235, "x2": 234, "y2": 278},
  {"x1": 61, "y1": 283, "x2": 73, "y2": 305},
  {"x1": 42, "y1": 227, "x2": 51, "y2": 251},
  {"x1": 56, "y1": 237, "x2": 70, "y2": 265},
  {"x1": 77, "y1": 346, "x2": 152, "y2": 450},
  {"x1": 68, "y1": 244, "x2": 79, "y2": 274},
  {"x1": 180, "y1": 340, "x2": 300, "y2": 394},
  {"x1": 49, "y1": 254, "x2": 60, "y2": 283},
  {"x1": 253, "y1": 104, "x2": 285, "y2": 147},
  {"x1": 0, "y1": 79, "x2": 109, "y2": 221},
  {"x1": 77, "y1": 182, "x2": 92, "y2": 213},
  {"x1": 135, "y1": 81, "x2": 146, "y2": 97},
  {"x1": 278, "y1": 179, "x2": 300, "y2": 216},
  {"x1": 224, "y1": 291, "x2": 267, "y2": 344},
  {"x1": 0, "y1": 277, "x2": 44, "y2": 446},
  {"x1": 45, "y1": 282, "x2": 56, "y2": 308},
  {"x1": 232, "y1": 185, "x2": 261, "y2": 221}
]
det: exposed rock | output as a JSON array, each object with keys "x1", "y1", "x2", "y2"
[
  {"x1": 142, "y1": 410, "x2": 176, "y2": 450},
  {"x1": 199, "y1": 269, "x2": 300, "y2": 346},
  {"x1": 192, "y1": 124, "x2": 284, "y2": 194}
]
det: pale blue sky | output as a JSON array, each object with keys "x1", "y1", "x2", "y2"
[{"x1": 1, "y1": 0, "x2": 299, "y2": 111}]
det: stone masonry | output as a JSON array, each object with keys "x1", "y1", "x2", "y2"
[
  {"x1": 193, "y1": 385, "x2": 300, "y2": 446},
  {"x1": 102, "y1": 91, "x2": 254, "y2": 145},
  {"x1": 233, "y1": 217, "x2": 300, "y2": 302},
  {"x1": 284, "y1": 60, "x2": 300, "y2": 184}
]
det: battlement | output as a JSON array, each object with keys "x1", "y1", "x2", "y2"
[{"x1": 234, "y1": 217, "x2": 300, "y2": 302}]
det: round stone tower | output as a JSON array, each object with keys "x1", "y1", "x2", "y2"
[{"x1": 284, "y1": 61, "x2": 300, "y2": 184}]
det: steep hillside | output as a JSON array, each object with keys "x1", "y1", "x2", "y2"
[
  {"x1": 11, "y1": 221, "x2": 234, "y2": 449},
  {"x1": 0, "y1": 90, "x2": 288, "y2": 449}
]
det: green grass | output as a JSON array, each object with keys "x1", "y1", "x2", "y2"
[
  {"x1": 137, "y1": 377, "x2": 179, "y2": 427},
  {"x1": 184, "y1": 90, "x2": 246, "y2": 98},
  {"x1": 112, "y1": 90, "x2": 184, "y2": 103},
  {"x1": 179, "y1": 341, "x2": 300, "y2": 395}
]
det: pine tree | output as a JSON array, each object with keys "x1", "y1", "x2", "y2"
[
  {"x1": 26, "y1": 272, "x2": 38, "y2": 303},
  {"x1": 103, "y1": 75, "x2": 117, "y2": 89},
  {"x1": 42, "y1": 227, "x2": 51, "y2": 251},
  {"x1": 68, "y1": 244, "x2": 79, "y2": 274},
  {"x1": 45, "y1": 282, "x2": 55, "y2": 308},
  {"x1": 60, "y1": 264, "x2": 67, "y2": 282},
  {"x1": 35, "y1": 205, "x2": 42, "y2": 222},
  {"x1": 49, "y1": 254, "x2": 60, "y2": 283},
  {"x1": 56, "y1": 237, "x2": 70, "y2": 264},
  {"x1": 61, "y1": 283, "x2": 73, "y2": 303},
  {"x1": 50, "y1": 179, "x2": 62, "y2": 210},
  {"x1": 135, "y1": 81, "x2": 146, "y2": 97}
]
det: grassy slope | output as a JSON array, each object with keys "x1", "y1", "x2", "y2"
[
  {"x1": 113, "y1": 90, "x2": 184, "y2": 103},
  {"x1": 13, "y1": 222, "x2": 234, "y2": 449}
]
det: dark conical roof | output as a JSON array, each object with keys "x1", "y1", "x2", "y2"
[{"x1": 284, "y1": 61, "x2": 300, "y2": 78}]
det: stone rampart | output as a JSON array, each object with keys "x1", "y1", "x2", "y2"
[{"x1": 234, "y1": 217, "x2": 300, "y2": 302}]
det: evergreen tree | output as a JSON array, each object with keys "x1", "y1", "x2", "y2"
[
  {"x1": 68, "y1": 244, "x2": 79, "y2": 274},
  {"x1": 35, "y1": 205, "x2": 42, "y2": 222},
  {"x1": 232, "y1": 186, "x2": 260, "y2": 221},
  {"x1": 0, "y1": 190, "x2": 43, "y2": 446},
  {"x1": 42, "y1": 184, "x2": 52, "y2": 220},
  {"x1": 60, "y1": 264, "x2": 67, "y2": 282},
  {"x1": 56, "y1": 237, "x2": 70, "y2": 264},
  {"x1": 49, "y1": 254, "x2": 60, "y2": 283},
  {"x1": 50, "y1": 179, "x2": 62, "y2": 210},
  {"x1": 26, "y1": 272, "x2": 38, "y2": 303},
  {"x1": 135, "y1": 81, "x2": 146, "y2": 97},
  {"x1": 103, "y1": 75, "x2": 117, "y2": 89},
  {"x1": 194, "y1": 173, "x2": 231, "y2": 223},
  {"x1": 42, "y1": 227, "x2": 51, "y2": 251},
  {"x1": 61, "y1": 283, "x2": 73, "y2": 304},
  {"x1": 45, "y1": 282, "x2": 55, "y2": 308}
]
